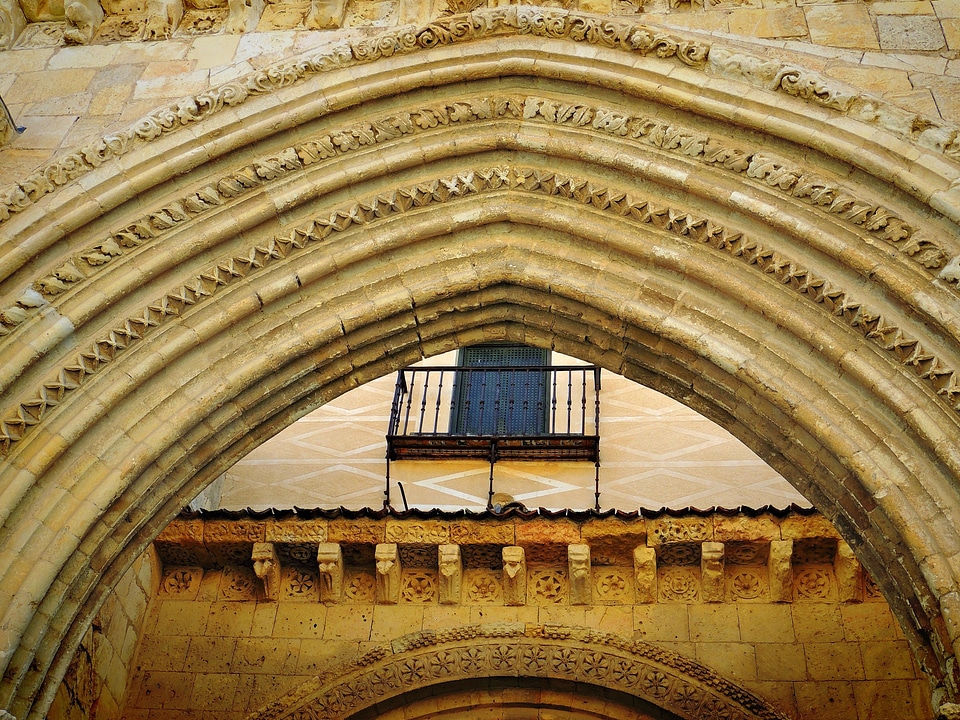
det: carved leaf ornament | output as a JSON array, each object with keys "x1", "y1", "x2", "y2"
[
  {"x1": 249, "y1": 624, "x2": 788, "y2": 720},
  {"x1": 0, "y1": 5, "x2": 957, "y2": 228},
  {"x1": 2, "y1": 164, "x2": 958, "y2": 456}
]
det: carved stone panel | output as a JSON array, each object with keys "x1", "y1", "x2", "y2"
[
  {"x1": 593, "y1": 567, "x2": 632, "y2": 604},
  {"x1": 794, "y1": 566, "x2": 837, "y2": 602},
  {"x1": 344, "y1": 570, "x2": 376, "y2": 603},
  {"x1": 219, "y1": 566, "x2": 259, "y2": 601},
  {"x1": 464, "y1": 569, "x2": 503, "y2": 604},
  {"x1": 282, "y1": 568, "x2": 320, "y2": 601},
  {"x1": 658, "y1": 567, "x2": 700, "y2": 603},
  {"x1": 728, "y1": 568, "x2": 767, "y2": 601},
  {"x1": 529, "y1": 568, "x2": 567, "y2": 605},
  {"x1": 160, "y1": 566, "x2": 203, "y2": 599}
]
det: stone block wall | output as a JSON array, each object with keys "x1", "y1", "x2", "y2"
[
  {"x1": 109, "y1": 510, "x2": 933, "y2": 720},
  {"x1": 1, "y1": 0, "x2": 959, "y2": 181},
  {"x1": 49, "y1": 547, "x2": 161, "y2": 720}
]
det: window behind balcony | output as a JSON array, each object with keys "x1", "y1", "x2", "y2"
[{"x1": 451, "y1": 345, "x2": 550, "y2": 436}]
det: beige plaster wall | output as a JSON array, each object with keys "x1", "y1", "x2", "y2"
[{"x1": 49, "y1": 548, "x2": 161, "y2": 720}]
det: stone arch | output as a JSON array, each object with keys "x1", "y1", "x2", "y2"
[
  {"x1": 1, "y1": 7, "x2": 959, "y2": 718},
  {"x1": 247, "y1": 624, "x2": 790, "y2": 720}
]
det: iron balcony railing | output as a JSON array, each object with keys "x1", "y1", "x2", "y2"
[{"x1": 386, "y1": 365, "x2": 601, "y2": 462}]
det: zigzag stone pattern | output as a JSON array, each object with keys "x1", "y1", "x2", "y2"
[
  {"x1": 1, "y1": 7, "x2": 959, "y2": 231},
  {"x1": 2, "y1": 93, "x2": 952, "y2": 341},
  {"x1": 2, "y1": 165, "x2": 957, "y2": 454}
]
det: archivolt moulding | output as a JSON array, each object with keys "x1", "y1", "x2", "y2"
[
  {"x1": 250, "y1": 624, "x2": 790, "y2": 720},
  {"x1": 2, "y1": 6, "x2": 960, "y2": 720}
]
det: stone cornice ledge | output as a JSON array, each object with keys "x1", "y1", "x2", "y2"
[{"x1": 0, "y1": 5, "x2": 958, "y2": 229}]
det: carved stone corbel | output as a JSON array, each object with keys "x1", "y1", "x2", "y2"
[
  {"x1": 835, "y1": 542, "x2": 863, "y2": 603},
  {"x1": 633, "y1": 546, "x2": 657, "y2": 603},
  {"x1": 143, "y1": 0, "x2": 183, "y2": 39},
  {"x1": 937, "y1": 703, "x2": 960, "y2": 720},
  {"x1": 317, "y1": 542, "x2": 343, "y2": 604},
  {"x1": 568, "y1": 544, "x2": 592, "y2": 605},
  {"x1": 438, "y1": 544, "x2": 462, "y2": 605},
  {"x1": 0, "y1": 0, "x2": 27, "y2": 50},
  {"x1": 224, "y1": 0, "x2": 262, "y2": 33},
  {"x1": 252, "y1": 542, "x2": 280, "y2": 601},
  {"x1": 701, "y1": 542, "x2": 724, "y2": 602},
  {"x1": 502, "y1": 546, "x2": 526, "y2": 606},
  {"x1": 63, "y1": 0, "x2": 104, "y2": 44},
  {"x1": 769, "y1": 539, "x2": 793, "y2": 602},
  {"x1": 304, "y1": 0, "x2": 345, "y2": 29},
  {"x1": 375, "y1": 543, "x2": 400, "y2": 604}
]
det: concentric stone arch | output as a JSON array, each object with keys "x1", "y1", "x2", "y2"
[
  {"x1": 247, "y1": 624, "x2": 791, "y2": 720},
  {"x1": 1, "y1": 7, "x2": 960, "y2": 719}
]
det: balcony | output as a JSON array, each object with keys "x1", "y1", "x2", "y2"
[{"x1": 386, "y1": 364, "x2": 601, "y2": 463}]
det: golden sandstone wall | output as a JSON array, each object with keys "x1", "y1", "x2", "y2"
[
  {"x1": 3, "y1": 0, "x2": 960, "y2": 716},
  {"x1": 1, "y1": 0, "x2": 959, "y2": 180},
  {"x1": 54, "y1": 510, "x2": 932, "y2": 720}
]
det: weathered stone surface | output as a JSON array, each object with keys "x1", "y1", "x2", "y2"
[
  {"x1": 878, "y1": 14, "x2": 946, "y2": 49},
  {"x1": 806, "y1": 3, "x2": 880, "y2": 47}
]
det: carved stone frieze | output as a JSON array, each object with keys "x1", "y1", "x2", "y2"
[
  {"x1": 658, "y1": 566, "x2": 700, "y2": 603},
  {"x1": 5, "y1": 162, "x2": 959, "y2": 456},
  {"x1": 464, "y1": 569, "x2": 502, "y2": 603},
  {"x1": 0, "y1": 85, "x2": 949, "y2": 341},
  {"x1": 344, "y1": 570, "x2": 376, "y2": 602},
  {"x1": 160, "y1": 566, "x2": 203, "y2": 598},
  {"x1": 153, "y1": 511, "x2": 888, "y2": 613},
  {"x1": 252, "y1": 624, "x2": 791, "y2": 720},
  {"x1": 282, "y1": 568, "x2": 319, "y2": 600},
  {"x1": 0, "y1": 7, "x2": 717, "y2": 224},
  {"x1": 729, "y1": 569, "x2": 766, "y2": 601},
  {"x1": 401, "y1": 570, "x2": 437, "y2": 603},
  {"x1": 530, "y1": 568, "x2": 567, "y2": 604}
]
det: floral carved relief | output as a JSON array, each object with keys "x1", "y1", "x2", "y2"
[
  {"x1": 658, "y1": 567, "x2": 700, "y2": 603},
  {"x1": 401, "y1": 570, "x2": 437, "y2": 603},
  {"x1": 729, "y1": 569, "x2": 766, "y2": 601},
  {"x1": 344, "y1": 571, "x2": 376, "y2": 602},
  {"x1": 530, "y1": 569, "x2": 567, "y2": 604}
]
